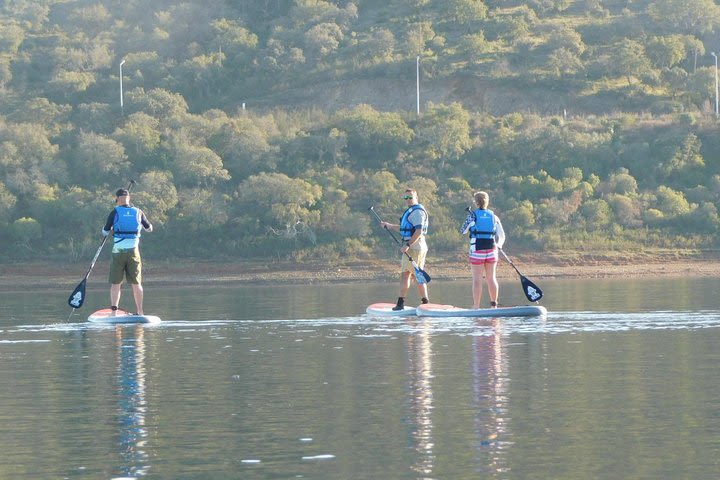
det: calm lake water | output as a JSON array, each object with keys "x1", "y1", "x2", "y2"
[{"x1": 1, "y1": 277, "x2": 720, "y2": 479}]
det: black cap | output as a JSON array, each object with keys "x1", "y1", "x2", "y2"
[{"x1": 116, "y1": 188, "x2": 129, "y2": 197}]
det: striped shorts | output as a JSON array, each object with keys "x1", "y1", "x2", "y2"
[{"x1": 469, "y1": 247, "x2": 497, "y2": 265}]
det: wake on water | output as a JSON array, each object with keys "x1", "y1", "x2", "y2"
[{"x1": 5, "y1": 311, "x2": 720, "y2": 344}]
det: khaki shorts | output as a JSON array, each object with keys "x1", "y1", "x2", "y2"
[
  {"x1": 400, "y1": 248, "x2": 427, "y2": 274},
  {"x1": 109, "y1": 248, "x2": 142, "y2": 285}
]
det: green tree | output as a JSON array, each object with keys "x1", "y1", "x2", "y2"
[
  {"x1": 0, "y1": 181, "x2": 17, "y2": 222},
  {"x1": 415, "y1": 102, "x2": 472, "y2": 169},
  {"x1": 212, "y1": 18, "x2": 259, "y2": 67},
  {"x1": 132, "y1": 170, "x2": 179, "y2": 225},
  {"x1": 112, "y1": 112, "x2": 163, "y2": 163},
  {"x1": 0, "y1": 22, "x2": 24, "y2": 54},
  {"x1": 600, "y1": 168, "x2": 638, "y2": 195},
  {"x1": 548, "y1": 47, "x2": 584, "y2": 77},
  {"x1": 646, "y1": 35, "x2": 687, "y2": 69},
  {"x1": 73, "y1": 132, "x2": 130, "y2": 187},
  {"x1": 336, "y1": 104, "x2": 413, "y2": 167},
  {"x1": 209, "y1": 113, "x2": 280, "y2": 180},
  {"x1": 683, "y1": 202, "x2": 719, "y2": 232},
  {"x1": 73, "y1": 103, "x2": 114, "y2": 134},
  {"x1": 170, "y1": 138, "x2": 230, "y2": 187},
  {"x1": 654, "y1": 185, "x2": 692, "y2": 217},
  {"x1": 175, "y1": 188, "x2": 229, "y2": 231},
  {"x1": 613, "y1": 39, "x2": 653, "y2": 85},
  {"x1": 607, "y1": 194, "x2": 643, "y2": 228},
  {"x1": 443, "y1": 0, "x2": 488, "y2": 26},
  {"x1": 504, "y1": 200, "x2": 536, "y2": 231},
  {"x1": 11, "y1": 217, "x2": 42, "y2": 249},
  {"x1": 304, "y1": 22, "x2": 344, "y2": 58},
  {"x1": 360, "y1": 170, "x2": 400, "y2": 213},
  {"x1": 356, "y1": 28, "x2": 396, "y2": 65},
  {"x1": 659, "y1": 133, "x2": 704, "y2": 182},
  {"x1": 648, "y1": 0, "x2": 720, "y2": 35},
  {"x1": 459, "y1": 32, "x2": 495, "y2": 63},
  {"x1": 581, "y1": 199, "x2": 612, "y2": 230},
  {"x1": 12, "y1": 98, "x2": 72, "y2": 136},
  {"x1": 174, "y1": 53, "x2": 226, "y2": 105},
  {"x1": 0, "y1": 122, "x2": 64, "y2": 195},
  {"x1": 235, "y1": 172, "x2": 322, "y2": 228},
  {"x1": 49, "y1": 70, "x2": 96, "y2": 95},
  {"x1": 125, "y1": 88, "x2": 189, "y2": 120}
]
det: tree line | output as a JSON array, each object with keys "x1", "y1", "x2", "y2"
[{"x1": 1, "y1": 0, "x2": 720, "y2": 261}]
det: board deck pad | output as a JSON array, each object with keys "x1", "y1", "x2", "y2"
[
  {"x1": 87, "y1": 308, "x2": 162, "y2": 324},
  {"x1": 416, "y1": 303, "x2": 547, "y2": 318},
  {"x1": 365, "y1": 303, "x2": 417, "y2": 317}
]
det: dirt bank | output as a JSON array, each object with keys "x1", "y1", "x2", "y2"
[{"x1": 2, "y1": 250, "x2": 719, "y2": 292}]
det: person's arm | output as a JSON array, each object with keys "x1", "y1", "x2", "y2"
[
  {"x1": 495, "y1": 217, "x2": 506, "y2": 249},
  {"x1": 102, "y1": 211, "x2": 115, "y2": 236},
  {"x1": 460, "y1": 212, "x2": 475, "y2": 234},
  {"x1": 379, "y1": 221, "x2": 399, "y2": 231},
  {"x1": 140, "y1": 212, "x2": 153, "y2": 233}
]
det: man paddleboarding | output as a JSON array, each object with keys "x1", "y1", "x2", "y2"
[
  {"x1": 102, "y1": 188, "x2": 153, "y2": 315},
  {"x1": 378, "y1": 188, "x2": 430, "y2": 310}
]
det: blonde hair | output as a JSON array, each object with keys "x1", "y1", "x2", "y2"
[{"x1": 474, "y1": 191, "x2": 489, "y2": 209}]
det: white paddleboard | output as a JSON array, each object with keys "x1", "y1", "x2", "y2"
[
  {"x1": 366, "y1": 302, "x2": 417, "y2": 317},
  {"x1": 87, "y1": 308, "x2": 162, "y2": 324},
  {"x1": 416, "y1": 303, "x2": 547, "y2": 318}
]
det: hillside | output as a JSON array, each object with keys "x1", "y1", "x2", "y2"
[{"x1": 1, "y1": 0, "x2": 720, "y2": 262}]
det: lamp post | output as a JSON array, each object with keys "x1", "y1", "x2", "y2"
[
  {"x1": 416, "y1": 55, "x2": 420, "y2": 116},
  {"x1": 119, "y1": 59, "x2": 126, "y2": 115},
  {"x1": 712, "y1": 52, "x2": 718, "y2": 118}
]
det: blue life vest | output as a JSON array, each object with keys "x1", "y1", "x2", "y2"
[
  {"x1": 469, "y1": 208, "x2": 496, "y2": 241},
  {"x1": 113, "y1": 206, "x2": 142, "y2": 239},
  {"x1": 399, "y1": 204, "x2": 428, "y2": 240}
]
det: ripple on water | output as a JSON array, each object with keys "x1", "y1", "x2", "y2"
[{"x1": 6, "y1": 311, "x2": 720, "y2": 339}]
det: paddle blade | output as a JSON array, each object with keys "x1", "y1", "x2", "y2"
[
  {"x1": 520, "y1": 276, "x2": 543, "y2": 302},
  {"x1": 413, "y1": 263, "x2": 431, "y2": 284},
  {"x1": 68, "y1": 279, "x2": 87, "y2": 309}
]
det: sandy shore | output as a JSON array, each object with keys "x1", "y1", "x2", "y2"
[{"x1": 2, "y1": 250, "x2": 719, "y2": 292}]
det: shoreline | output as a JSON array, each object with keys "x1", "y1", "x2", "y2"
[{"x1": 2, "y1": 251, "x2": 720, "y2": 292}]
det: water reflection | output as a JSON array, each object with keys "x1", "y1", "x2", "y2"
[
  {"x1": 113, "y1": 326, "x2": 150, "y2": 478},
  {"x1": 473, "y1": 318, "x2": 511, "y2": 476},
  {"x1": 406, "y1": 319, "x2": 435, "y2": 478}
]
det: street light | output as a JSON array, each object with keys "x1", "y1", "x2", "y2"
[
  {"x1": 711, "y1": 52, "x2": 718, "y2": 118},
  {"x1": 119, "y1": 59, "x2": 126, "y2": 115},
  {"x1": 416, "y1": 55, "x2": 420, "y2": 116}
]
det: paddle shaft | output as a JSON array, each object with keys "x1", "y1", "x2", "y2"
[
  {"x1": 498, "y1": 248, "x2": 522, "y2": 276},
  {"x1": 368, "y1": 206, "x2": 418, "y2": 263},
  {"x1": 81, "y1": 236, "x2": 108, "y2": 281}
]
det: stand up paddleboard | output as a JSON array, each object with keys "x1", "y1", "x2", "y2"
[
  {"x1": 87, "y1": 308, "x2": 162, "y2": 324},
  {"x1": 416, "y1": 303, "x2": 547, "y2": 318},
  {"x1": 366, "y1": 303, "x2": 417, "y2": 317}
]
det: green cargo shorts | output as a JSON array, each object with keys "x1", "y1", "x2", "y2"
[{"x1": 109, "y1": 248, "x2": 142, "y2": 285}]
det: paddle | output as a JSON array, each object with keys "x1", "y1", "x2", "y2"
[
  {"x1": 67, "y1": 180, "x2": 136, "y2": 312},
  {"x1": 368, "y1": 206, "x2": 431, "y2": 284},
  {"x1": 498, "y1": 249, "x2": 543, "y2": 302},
  {"x1": 464, "y1": 206, "x2": 543, "y2": 302}
]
